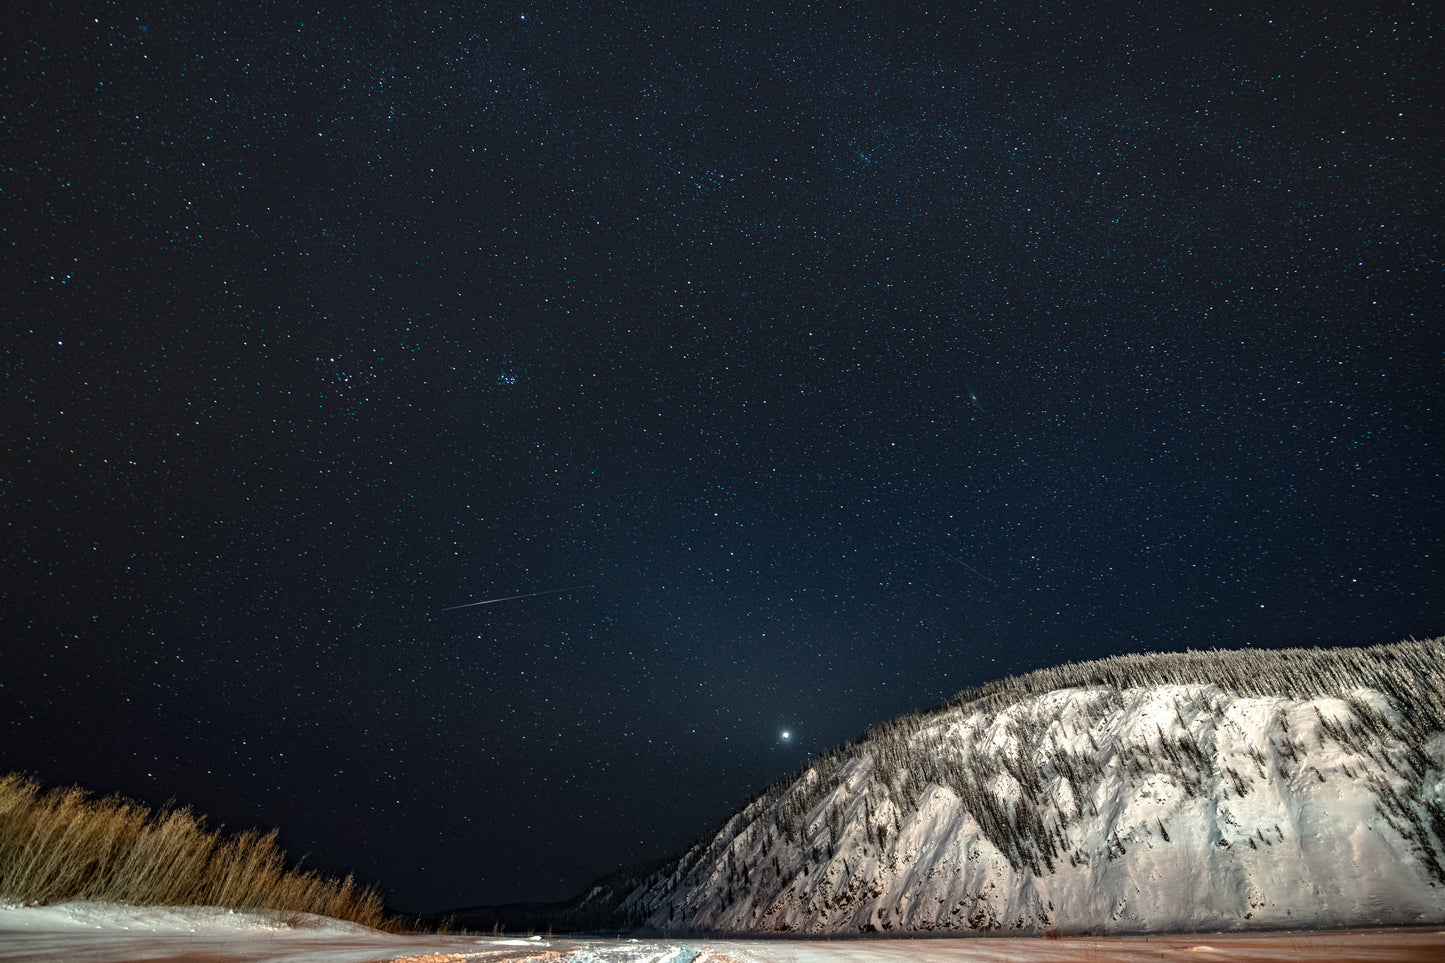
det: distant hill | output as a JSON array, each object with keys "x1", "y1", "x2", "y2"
[
  {"x1": 436, "y1": 857, "x2": 671, "y2": 934},
  {"x1": 583, "y1": 637, "x2": 1445, "y2": 934}
]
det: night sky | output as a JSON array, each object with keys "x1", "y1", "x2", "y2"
[{"x1": 3, "y1": 1, "x2": 1441, "y2": 912}]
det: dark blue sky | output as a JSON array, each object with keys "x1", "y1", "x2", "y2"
[{"x1": 3, "y1": 1, "x2": 1440, "y2": 911}]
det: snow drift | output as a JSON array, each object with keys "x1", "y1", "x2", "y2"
[{"x1": 601, "y1": 638, "x2": 1445, "y2": 934}]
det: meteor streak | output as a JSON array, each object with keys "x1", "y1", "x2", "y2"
[
  {"x1": 440, "y1": 584, "x2": 594, "y2": 611},
  {"x1": 938, "y1": 552, "x2": 1001, "y2": 585}
]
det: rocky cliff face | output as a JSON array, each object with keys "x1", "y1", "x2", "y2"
[{"x1": 600, "y1": 639, "x2": 1445, "y2": 934}]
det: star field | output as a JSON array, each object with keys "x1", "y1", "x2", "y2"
[{"x1": 3, "y1": 1, "x2": 1441, "y2": 911}]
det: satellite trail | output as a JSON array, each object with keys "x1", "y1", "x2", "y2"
[{"x1": 440, "y1": 584, "x2": 594, "y2": 611}]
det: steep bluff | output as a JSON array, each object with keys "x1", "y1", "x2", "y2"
[{"x1": 597, "y1": 639, "x2": 1445, "y2": 934}]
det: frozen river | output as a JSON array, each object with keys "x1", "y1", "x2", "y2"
[{"x1": 1, "y1": 903, "x2": 1442, "y2": 962}]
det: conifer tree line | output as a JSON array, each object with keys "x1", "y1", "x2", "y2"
[{"x1": 921, "y1": 637, "x2": 1444, "y2": 733}]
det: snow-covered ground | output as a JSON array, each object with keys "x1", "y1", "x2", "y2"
[
  {"x1": 1, "y1": 902, "x2": 1443, "y2": 962},
  {"x1": 0, "y1": 901, "x2": 505, "y2": 962}
]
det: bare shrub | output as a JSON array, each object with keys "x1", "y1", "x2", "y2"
[{"x1": 0, "y1": 773, "x2": 400, "y2": 931}]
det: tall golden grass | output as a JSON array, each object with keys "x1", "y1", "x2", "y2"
[{"x1": 0, "y1": 772, "x2": 407, "y2": 931}]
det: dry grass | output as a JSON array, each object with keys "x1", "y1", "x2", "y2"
[{"x1": 0, "y1": 772, "x2": 408, "y2": 931}]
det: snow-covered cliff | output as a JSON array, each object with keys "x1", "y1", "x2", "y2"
[{"x1": 606, "y1": 639, "x2": 1445, "y2": 934}]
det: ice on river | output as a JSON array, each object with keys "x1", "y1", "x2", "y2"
[{"x1": 1, "y1": 902, "x2": 1443, "y2": 962}]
